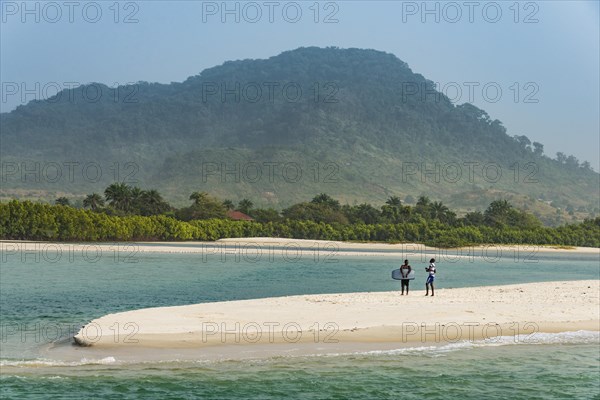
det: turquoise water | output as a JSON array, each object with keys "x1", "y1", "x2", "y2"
[
  {"x1": 1, "y1": 243, "x2": 599, "y2": 399},
  {"x1": 2, "y1": 341, "x2": 599, "y2": 399}
]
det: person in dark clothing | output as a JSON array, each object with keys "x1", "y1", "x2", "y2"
[{"x1": 400, "y1": 259, "x2": 412, "y2": 295}]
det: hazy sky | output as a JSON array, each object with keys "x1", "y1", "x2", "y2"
[{"x1": 1, "y1": 1, "x2": 599, "y2": 168}]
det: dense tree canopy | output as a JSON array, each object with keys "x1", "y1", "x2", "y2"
[{"x1": 3, "y1": 187, "x2": 599, "y2": 247}]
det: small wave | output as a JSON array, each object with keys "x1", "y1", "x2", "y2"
[
  {"x1": 0, "y1": 356, "x2": 117, "y2": 368},
  {"x1": 312, "y1": 330, "x2": 600, "y2": 358},
  {"x1": 197, "y1": 331, "x2": 600, "y2": 362},
  {"x1": 474, "y1": 330, "x2": 599, "y2": 346},
  {"x1": 1, "y1": 331, "x2": 597, "y2": 367}
]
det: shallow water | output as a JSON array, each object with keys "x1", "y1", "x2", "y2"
[
  {"x1": 1, "y1": 243, "x2": 598, "y2": 398},
  {"x1": 2, "y1": 339, "x2": 599, "y2": 399}
]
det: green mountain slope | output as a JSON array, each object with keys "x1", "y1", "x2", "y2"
[{"x1": 1, "y1": 47, "x2": 597, "y2": 224}]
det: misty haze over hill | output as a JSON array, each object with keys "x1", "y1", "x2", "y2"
[{"x1": 1, "y1": 47, "x2": 597, "y2": 225}]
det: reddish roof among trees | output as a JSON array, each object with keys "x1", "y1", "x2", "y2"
[{"x1": 226, "y1": 210, "x2": 254, "y2": 221}]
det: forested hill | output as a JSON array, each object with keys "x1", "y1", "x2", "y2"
[{"x1": 1, "y1": 47, "x2": 597, "y2": 225}]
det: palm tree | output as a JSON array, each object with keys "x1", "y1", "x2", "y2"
[
  {"x1": 142, "y1": 189, "x2": 163, "y2": 206},
  {"x1": 355, "y1": 203, "x2": 380, "y2": 224},
  {"x1": 129, "y1": 186, "x2": 144, "y2": 212},
  {"x1": 416, "y1": 196, "x2": 431, "y2": 208},
  {"x1": 222, "y1": 199, "x2": 235, "y2": 210},
  {"x1": 138, "y1": 189, "x2": 169, "y2": 215},
  {"x1": 238, "y1": 199, "x2": 254, "y2": 214},
  {"x1": 130, "y1": 187, "x2": 144, "y2": 201},
  {"x1": 189, "y1": 191, "x2": 209, "y2": 206},
  {"x1": 311, "y1": 193, "x2": 340, "y2": 210},
  {"x1": 104, "y1": 183, "x2": 132, "y2": 211},
  {"x1": 484, "y1": 200, "x2": 513, "y2": 227},
  {"x1": 415, "y1": 195, "x2": 432, "y2": 218},
  {"x1": 381, "y1": 196, "x2": 408, "y2": 223},
  {"x1": 430, "y1": 201, "x2": 449, "y2": 220},
  {"x1": 430, "y1": 201, "x2": 455, "y2": 224},
  {"x1": 385, "y1": 196, "x2": 402, "y2": 207},
  {"x1": 55, "y1": 197, "x2": 70, "y2": 206},
  {"x1": 83, "y1": 193, "x2": 104, "y2": 210},
  {"x1": 182, "y1": 192, "x2": 227, "y2": 220}
]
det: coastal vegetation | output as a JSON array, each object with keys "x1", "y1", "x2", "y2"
[{"x1": 2, "y1": 187, "x2": 598, "y2": 247}]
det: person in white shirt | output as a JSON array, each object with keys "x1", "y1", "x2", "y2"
[{"x1": 425, "y1": 258, "x2": 436, "y2": 296}]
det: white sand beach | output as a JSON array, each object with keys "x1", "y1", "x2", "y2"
[
  {"x1": 2, "y1": 239, "x2": 598, "y2": 259},
  {"x1": 74, "y1": 280, "x2": 600, "y2": 349},
  {"x1": 217, "y1": 237, "x2": 600, "y2": 254}
]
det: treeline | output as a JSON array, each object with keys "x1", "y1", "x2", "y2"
[
  {"x1": 63, "y1": 183, "x2": 547, "y2": 229},
  {"x1": 2, "y1": 199, "x2": 599, "y2": 247}
]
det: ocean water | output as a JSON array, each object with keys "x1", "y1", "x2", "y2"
[{"x1": 1, "y1": 243, "x2": 599, "y2": 399}]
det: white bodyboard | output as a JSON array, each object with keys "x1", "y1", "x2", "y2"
[{"x1": 392, "y1": 269, "x2": 415, "y2": 280}]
